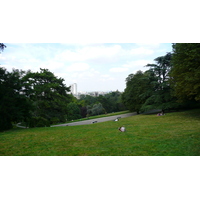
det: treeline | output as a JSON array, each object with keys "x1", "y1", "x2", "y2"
[
  {"x1": 0, "y1": 43, "x2": 126, "y2": 131},
  {"x1": 122, "y1": 43, "x2": 200, "y2": 114},
  {"x1": 77, "y1": 91, "x2": 126, "y2": 118},
  {"x1": 0, "y1": 67, "x2": 73, "y2": 131},
  {"x1": 0, "y1": 66, "x2": 126, "y2": 131},
  {"x1": 57, "y1": 91, "x2": 126, "y2": 122}
]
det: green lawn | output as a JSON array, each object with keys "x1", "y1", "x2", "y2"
[{"x1": 0, "y1": 109, "x2": 200, "y2": 156}]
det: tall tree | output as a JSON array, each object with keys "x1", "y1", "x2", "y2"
[
  {"x1": 0, "y1": 44, "x2": 33, "y2": 131},
  {"x1": 122, "y1": 71, "x2": 150, "y2": 113},
  {"x1": 22, "y1": 68, "x2": 72, "y2": 124},
  {"x1": 171, "y1": 43, "x2": 200, "y2": 101},
  {"x1": 0, "y1": 68, "x2": 32, "y2": 131},
  {"x1": 141, "y1": 52, "x2": 179, "y2": 112}
]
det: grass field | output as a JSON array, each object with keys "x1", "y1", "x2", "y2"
[{"x1": 0, "y1": 109, "x2": 200, "y2": 156}]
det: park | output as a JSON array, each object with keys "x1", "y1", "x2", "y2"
[
  {"x1": 1, "y1": 43, "x2": 200, "y2": 156},
  {"x1": 0, "y1": 109, "x2": 199, "y2": 156}
]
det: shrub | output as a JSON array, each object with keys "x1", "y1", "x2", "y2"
[
  {"x1": 28, "y1": 117, "x2": 50, "y2": 128},
  {"x1": 50, "y1": 117, "x2": 59, "y2": 125}
]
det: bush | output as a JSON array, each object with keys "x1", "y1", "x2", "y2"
[
  {"x1": 59, "y1": 115, "x2": 67, "y2": 123},
  {"x1": 50, "y1": 117, "x2": 59, "y2": 125},
  {"x1": 28, "y1": 117, "x2": 50, "y2": 128}
]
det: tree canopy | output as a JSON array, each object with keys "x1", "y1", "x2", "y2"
[
  {"x1": 171, "y1": 43, "x2": 200, "y2": 101},
  {"x1": 122, "y1": 71, "x2": 150, "y2": 113},
  {"x1": 22, "y1": 68, "x2": 72, "y2": 125},
  {"x1": 141, "y1": 52, "x2": 179, "y2": 112},
  {"x1": 0, "y1": 68, "x2": 33, "y2": 131},
  {"x1": 122, "y1": 52, "x2": 180, "y2": 113}
]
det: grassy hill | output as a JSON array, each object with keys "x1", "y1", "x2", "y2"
[{"x1": 0, "y1": 109, "x2": 200, "y2": 156}]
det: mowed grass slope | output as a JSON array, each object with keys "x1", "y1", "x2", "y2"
[{"x1": 0, "y1": 109, "x2": 200, "y2": 156}]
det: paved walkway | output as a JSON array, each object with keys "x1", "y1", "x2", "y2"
[{"x1": 51, "y1": 112, "x2": 137, "y2": 127}]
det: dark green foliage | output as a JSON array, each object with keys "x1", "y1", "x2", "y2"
[
  {"x1": 22, "y1": 68, "x2": 72, "y2": 124},
  {"x1": 96, "y1": 95, "x2": 111, "y2": 113},
  {"x1": 171, "y1": 43, "x2": 200, "y2": 101},
  {"x1": 122, "y1": 71, "x2": 150, "y2": 113},
  {"x1": 141, "y1": 52, "x2": 178, "y2": 112},
  {"x1": 104, "y1": 91, "x2": 126, "y2": 112},
  {"x1": 67, "y1": 102, "x2": 81, "y2": 121},
  {"x1": 91, "y1": 103, "x2": 105, "y2": 116},
  {"x1": 122, "y1": 52, "x2": 185, "y2": 113},
  {"x1": 50, "y1": 117, "x2": 60, "y2": 124},
  {"x1": 0, "y1": 68, "x2": 33, "y2": 131},
  {"x1": 28, "y1": 116, "x2": 50, "y2": 128},
  {"x1": 0, "y1": 65, "x2": 73, "y2": 130},
  {"x1": 78, "y1": 91, "x2": 126, "y2": 117},
  {"x1": 80, "y1": 106, "x2": 87, "y2": 118}
]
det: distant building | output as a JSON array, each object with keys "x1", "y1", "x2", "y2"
[
  {"x1": 70, "y1": 83, "x2": 77, "y2": 96},
  {"x1": 78, "y1": 91, "x2": 111, "y2": 97}
]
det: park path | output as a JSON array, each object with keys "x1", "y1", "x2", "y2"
[{"x1": 51, "y1": 112, "x2": 137, "y2": 127}]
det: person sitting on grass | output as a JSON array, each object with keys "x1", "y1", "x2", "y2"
[
  {"x1": 157, "y1": 111, "x2": 165, "y2": 116},
  {"x1": 119, "y1": 126, "x2": 126, "y2": 132}
]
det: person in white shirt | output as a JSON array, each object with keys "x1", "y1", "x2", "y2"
[{"x1": 119, "y1": 126, "x2": 126, "y2": 132}]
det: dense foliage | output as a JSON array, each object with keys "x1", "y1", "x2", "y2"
[
  {"x1": 122, "y1": 71, "x2": 150, "y2": 113},
  {"x1": 0, "y1": 68, "x2": 33, "y2": 131},
  {"x1": 171, "y1": 43, "x2": 200, "y2": 101},
  {"x1": 122, "y1": 46, "x2": 200, "y2": 113},
  {"x1": 0, "y1": 67, "x2": 72, "y2": 130},
  {"x1": 122, "y1": 53, "x2": 179, "y2": 113},
  {"x1": 78, "y1": 91, "x2": 126, "y2": 118},
  {"x1": 22, "y1": 68, "x2": 72, "y2": 126}
]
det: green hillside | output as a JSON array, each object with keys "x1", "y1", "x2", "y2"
[{"x1": 0, "y1": 109, "x2": 200, "y2": 156}]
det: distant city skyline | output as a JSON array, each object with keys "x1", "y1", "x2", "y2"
[{"x1": 69, "y1": 83, "x2": 114, "y2": 99}]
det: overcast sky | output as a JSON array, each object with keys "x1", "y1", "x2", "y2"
[{"x1": 0, "y1": 43, "x2": 172, "y2": 92}]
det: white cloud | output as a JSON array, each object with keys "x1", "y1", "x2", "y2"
[
  {"x1": 39, "y1": 61, "x2": 64, "y2": 71},
  {"x1": 130, "y1": 47, "x2": 154, "y2": 55},
  {"x1": 136, "y1": 43, "x2": 161, "y2": 48},
  {"x1": 100, "y1": 74, "x2": 115, "y2": 81},
  {"x1": 123, "y1": 60, "x2": 151, "y2": 68},
  {"x1": 109, "y1": 67, "x2": 129, "y2": 73},
  {"x1": 66, "y1": 63, "x2": 90, "y2": 72},
  {"x1": 56, "y1": 44, "x2": 122, "y2": 62},
  {"x1": 0, "y1": 54, "x2": 6, "y2": 61},
  {"x1": 101, "y1": 74, "x2": 110, "y2": 78},
  {"x1": 122, "y1": 59, "x2": 152, "y2": 73}
]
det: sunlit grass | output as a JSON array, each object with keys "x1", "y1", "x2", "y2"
[{"x1": 0, "y1": 109, "x2": 199, "y2": 156}]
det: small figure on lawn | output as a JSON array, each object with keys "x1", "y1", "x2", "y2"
[
  {"x1": 119, "y1": 126, "x2": 126, "y2": 132},
  {"x1": 157, "y1": 111, "x2": 165, "y2": 116}
]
